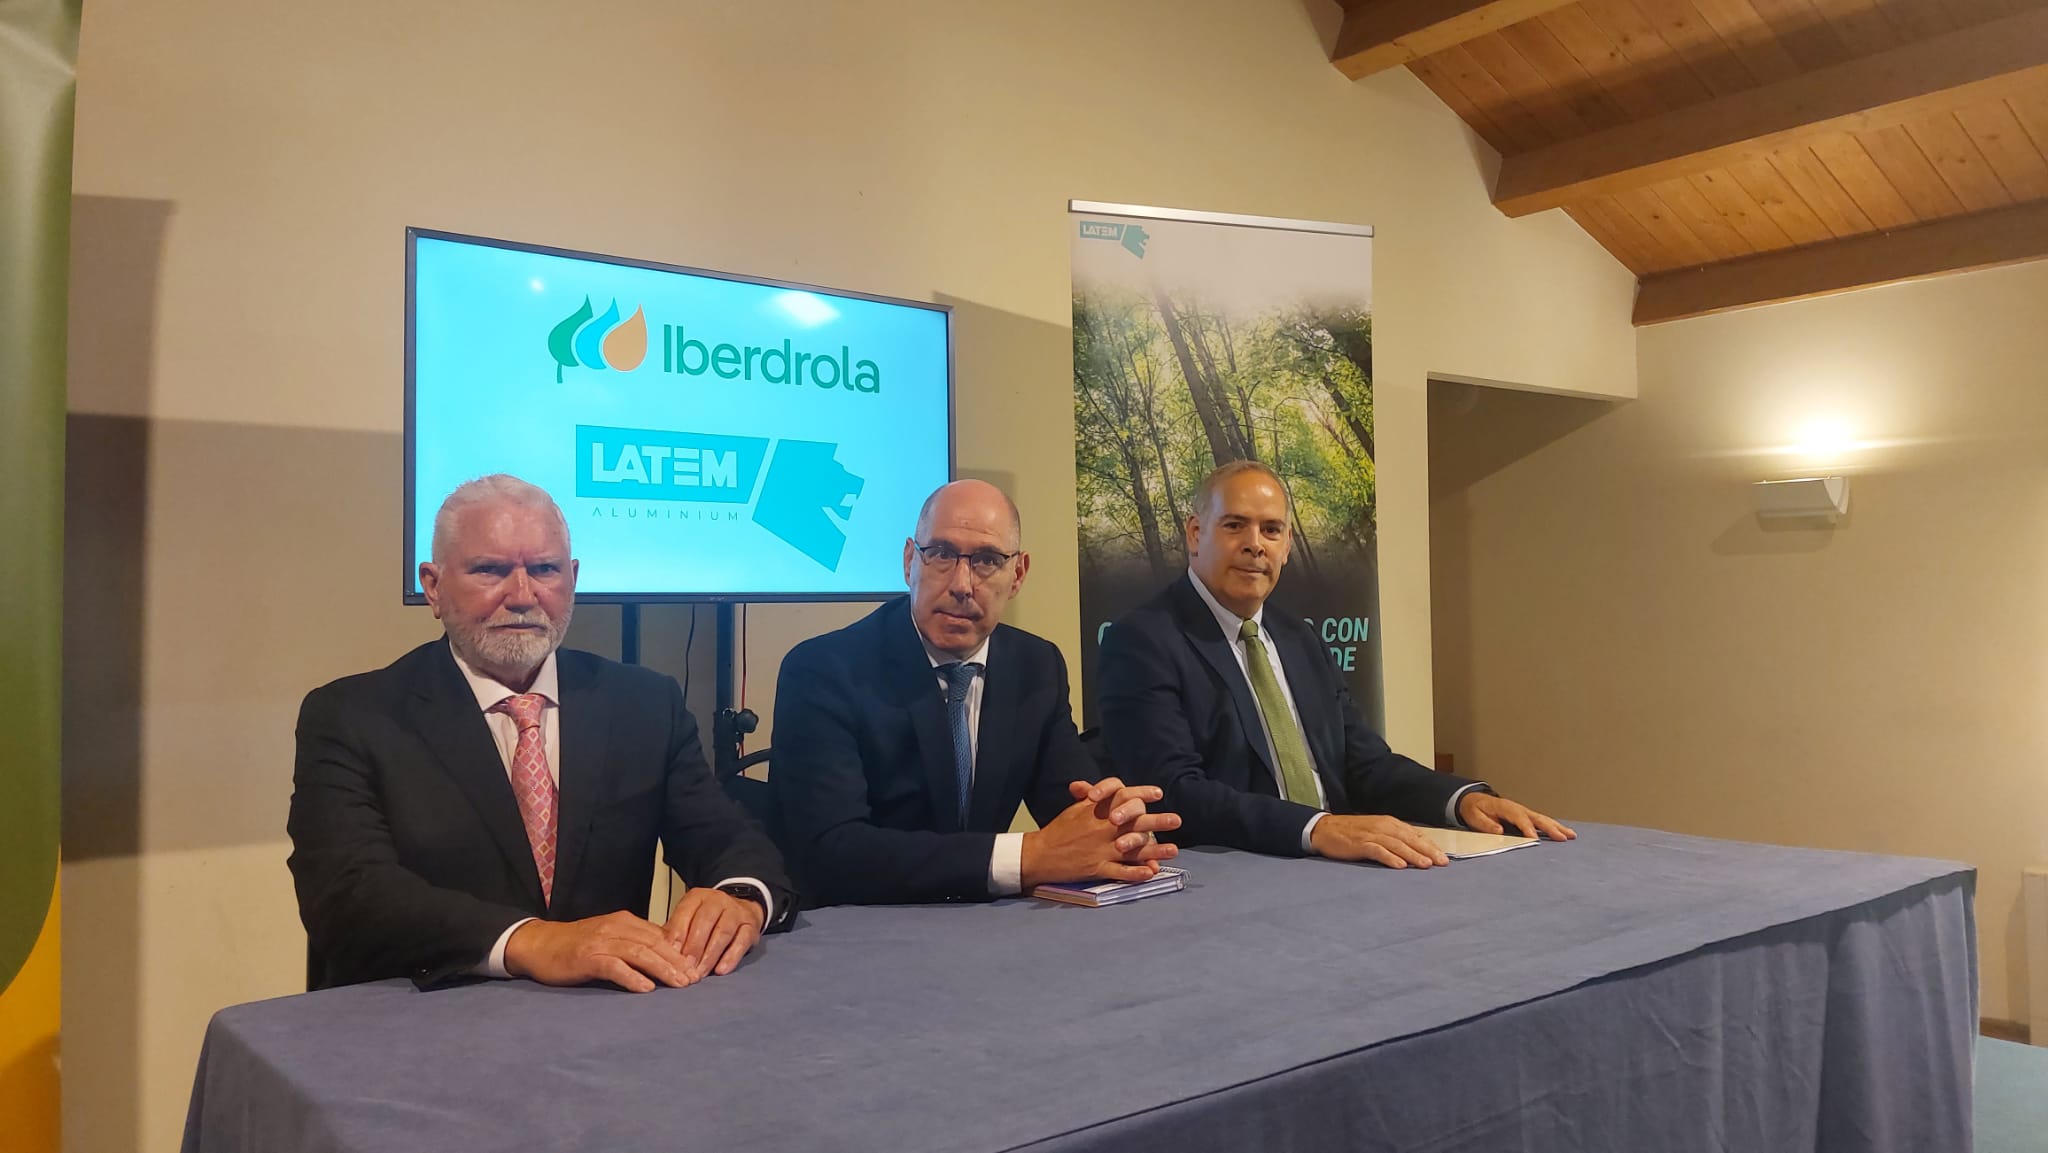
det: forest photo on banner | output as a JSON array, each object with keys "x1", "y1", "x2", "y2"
[{"x1": 1070, "y1": 205, "x2": 1382, "y2": 728}]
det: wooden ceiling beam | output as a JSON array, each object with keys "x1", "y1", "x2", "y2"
[
  {"x1": 1331, "y1": 0, "x2": 1579, "y2": 81},
  {"x1": 1494, "y1": 7, "x2": 2048, "y2": 217},
  {"x1": 1631, "y1": 199, "x2": 2048, "y2": 324}
]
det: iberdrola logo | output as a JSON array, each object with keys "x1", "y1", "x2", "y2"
[{"x1": 547, "y1": 296, "x2": 649, "y2": 381}]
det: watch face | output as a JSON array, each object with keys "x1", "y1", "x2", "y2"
[{"x1": 717, "y1": 884, "x2": 774, "y2": 927}]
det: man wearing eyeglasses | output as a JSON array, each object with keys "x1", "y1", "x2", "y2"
[{"x1": 772, "y1": 479, "x2": 1181, "y2": 905}]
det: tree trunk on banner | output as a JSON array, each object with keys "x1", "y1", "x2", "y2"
[{"x1": 1155, "y1": 290, "x2": 1244, "y2": 465}]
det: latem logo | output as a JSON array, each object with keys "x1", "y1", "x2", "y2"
[
  {"x1": 1079, "y1": 219, "x2": 1149, "y2": 259},
  {"x1": 577, "y1": 424, "x2": 865, "y2": 570},
  {"x1": 547, "y1": 296, "x2": 649, "y2": 381}
]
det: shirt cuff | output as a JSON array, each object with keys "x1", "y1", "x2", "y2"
[
  {"x1": 1445, "y1": 783, "x2": 1489, "y2": 827},
  {"x1": 713, "y1": 876, "x2": 776, "y2": 930},
  {"x1": 1301, "y1": 810, "x2": 1329, "y2": 854},
  {"x1": 988, "y1": 832, "x2": 1025, "y2": 895},
  {"x1": 475, "y1": 917, "x2": 537, "y2": 979}
]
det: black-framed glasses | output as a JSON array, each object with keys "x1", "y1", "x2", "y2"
[{"x1": 911, "y1": 540, "x2": 1020, "y2": 581}]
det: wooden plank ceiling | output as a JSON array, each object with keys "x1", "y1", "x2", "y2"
[{"x1": 1332, "y1": 0, "x2": 2048, "y2": 323}]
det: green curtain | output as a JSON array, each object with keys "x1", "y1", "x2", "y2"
[{"x1": 0, "y1": 0, "x2": 78, "y2": 992}]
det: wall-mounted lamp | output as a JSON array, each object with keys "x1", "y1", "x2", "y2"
[{"x1": 1754, "y1": 476, "x2": 1849, "y2": 525}]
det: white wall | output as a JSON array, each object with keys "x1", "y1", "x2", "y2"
[
  {"x1": 1431, "y1": 259, "x2": 2048, "y2": 1025},
  {"x1": 63, "y1": 2, "x2": 1635, "y2": 1147}
]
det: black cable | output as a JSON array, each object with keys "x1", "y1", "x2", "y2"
[
  {"x1": 738, "y1": 604, "x2": 748, "y2": 755},
  {"x1": 680, "y1": 605, "x2": 698, "y2": 704},
  {"x1": 669, "y1": 605, "x2": 699, "y2": 920}
]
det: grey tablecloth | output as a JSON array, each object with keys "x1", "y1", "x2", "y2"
[{"x1": 183, "y1": 824, "x2": 1976, "y2": 1153}]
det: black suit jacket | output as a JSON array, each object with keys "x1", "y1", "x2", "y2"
[
  {"x1": 771, "y1": 597, "x2": 1101, "y2": 905},
  {"x1": 287, "y1": 639, "x2": 795, "y2": 990},
  {"x1": 1097, "y1": 576, "x2": 1486, "y2": 857}
]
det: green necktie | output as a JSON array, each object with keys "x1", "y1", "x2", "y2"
[{"x1": 1238, "y1": 618, "x2": 1321, "y2": 806}]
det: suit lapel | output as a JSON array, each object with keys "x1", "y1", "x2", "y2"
[
  {"x1": 968, "y1": 628, "x2": 1020, "y2": 833},
  {"x1": 408, "y1": 641, "x2": 544, "y2": 907},
  {"x1": 883, "y1": 601, "x2": 965, "y2": 834},
  {"x1": 551, "y1": 651, "x2": 610, "y2": 909},
  {"x1": 1171, "y1": 579, "x2": 1276, "y2": 781}
]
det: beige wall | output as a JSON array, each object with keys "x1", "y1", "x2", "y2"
[
  {"x1": 1431, "y1": 258, "x2": 2048, "y2": 1025},
  {"x1": 62, "y1": 2, "x2": 1635, "y2": 1148}
]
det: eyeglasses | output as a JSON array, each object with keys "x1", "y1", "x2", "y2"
[{"x1": 911, "y1": 540, "x2": 1020, "y2": 581}]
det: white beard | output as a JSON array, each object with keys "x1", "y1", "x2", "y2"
[{"x1": 448, "y1": 605, "x2": 573, "y2": 683}]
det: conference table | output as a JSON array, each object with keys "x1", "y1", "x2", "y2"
[{"x1": 182, "y1": 824, "x2": 1975, "y2": 1153}]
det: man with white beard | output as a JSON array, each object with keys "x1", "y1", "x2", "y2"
[{"x1": 288, "y1": 475, "x2": 793, "y2": 991}]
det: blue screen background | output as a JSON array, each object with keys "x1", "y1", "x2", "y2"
[{"x1": 409, "y1": 235, "x2": 952, "y2": 597}]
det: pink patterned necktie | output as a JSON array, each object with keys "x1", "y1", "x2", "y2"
[{"x1": 488, "y1": 693, "x2": 558, "y2": 906}]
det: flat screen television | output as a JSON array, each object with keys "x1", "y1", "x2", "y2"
[{"x1": 404, "y1": 228, "x2": 954, "y2": 602}]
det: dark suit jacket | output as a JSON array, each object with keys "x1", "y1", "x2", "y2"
[
  {"x1": 287, "y1": 639, "x2": 795, "y2": 990},
  {"x1": 771, "y1": 597, "x2": 1101, "y2": 905},
  {"x1": 1097, "y1": 576, "x2": 1486, "y2": 858}
]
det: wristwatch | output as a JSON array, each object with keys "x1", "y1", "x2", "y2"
[{"x1": 715, "y1": 882, "x2": 769, "y2": 924}]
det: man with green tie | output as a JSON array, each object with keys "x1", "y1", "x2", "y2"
[{"x1": 1097, "y1": 461, "x2": 1574, "y2": 866}]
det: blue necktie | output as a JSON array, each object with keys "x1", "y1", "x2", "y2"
[{"x1": 940, "y1": 661, "x2": 982, "y2": 827}]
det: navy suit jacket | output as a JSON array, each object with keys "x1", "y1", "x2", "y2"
[
  {"x1": 1097, "y1": 576, "x2": 1484, "y2": 858},
  {"x1": 287, "y1": 639, "x2": 795, "y2": 990},
  {"x1": 771, "y1": 598, "x2": 1101, "y2": 905}
]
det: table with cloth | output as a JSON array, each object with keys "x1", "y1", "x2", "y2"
[{"x1": 182, "y1": 824, "x2": 1977, "y2": 1153}]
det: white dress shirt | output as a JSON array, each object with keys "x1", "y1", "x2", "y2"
[
  {"x1": 448, "y1": 642, "x2": 774, "y2": 977},
  {"x1": 912, "y1": 623, "x2": 1026, "y2": 895},
  {"x1": 1184, "y1": 571, "x2": 1480, "y2": 853}
]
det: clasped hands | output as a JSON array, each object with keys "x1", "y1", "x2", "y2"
[
  {"x1": 505, "y1": 776, "x2": 1181, "y2": 989},
  {"x1": 1019, "y1": 776, "x2": 1181, "y2": 889},
  {"x1": 504, "y1": 884, "x2": 765, "y2": 994}
]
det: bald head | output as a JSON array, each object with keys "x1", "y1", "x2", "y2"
[
  {"x1": 903, "y1": 479, "x2": 1031, "y2": 657},
  {"x1": 914, "y1": 479, "x2": 1022, "y2": 552}
]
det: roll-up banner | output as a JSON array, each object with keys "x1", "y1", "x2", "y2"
[
  {"x1": 1070, "y1": 201, "x2": 1382, "y2": 729},
  {"x1": 0, "y1": 1, "x2": 78, "y2": 1149}
]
